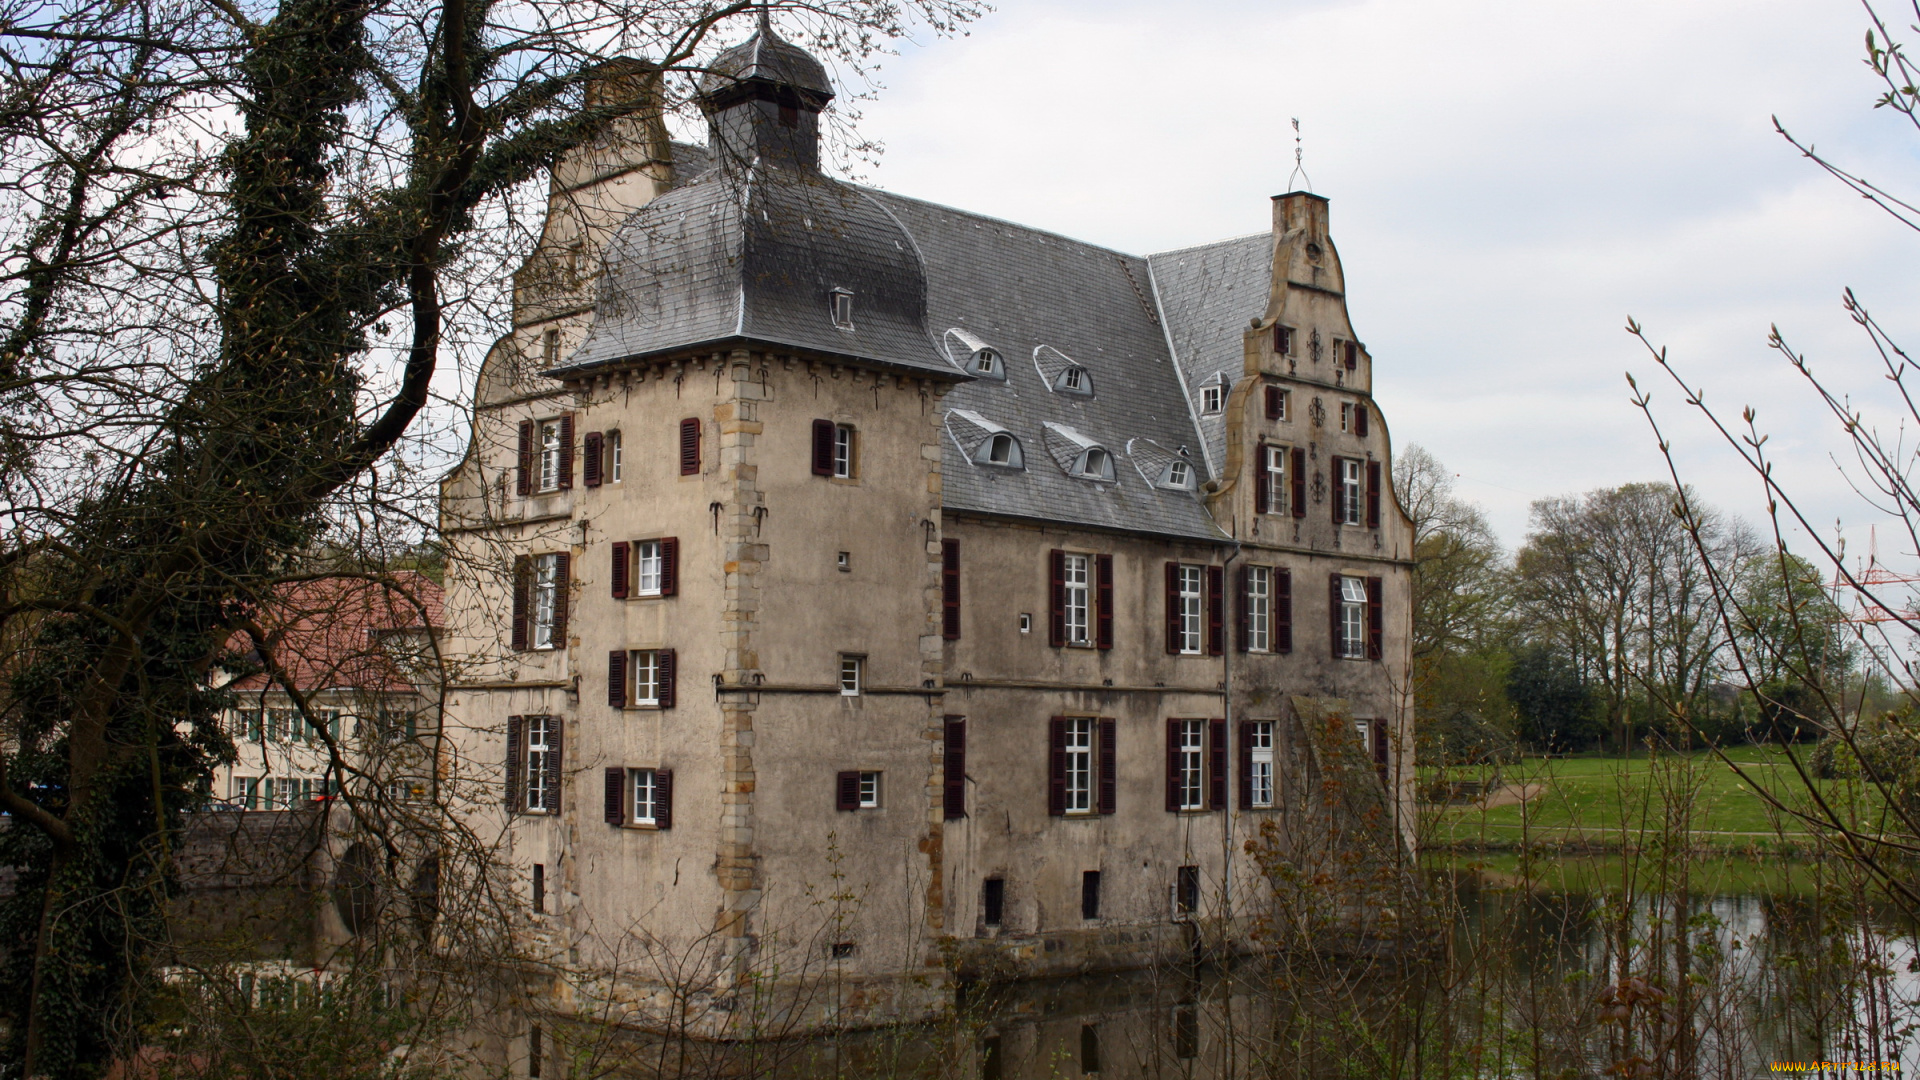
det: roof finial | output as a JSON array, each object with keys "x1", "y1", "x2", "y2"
[
  {"x1": 757, "y1": 0, "x2": 772, "y2": 34},
  {"x1": 1287, "y1": 117, "x2": 1313, "y2": 193}
]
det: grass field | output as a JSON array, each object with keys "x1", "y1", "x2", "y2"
[{"x1": 1422, "y1": 745, "x2": 1899, "y2": 851}]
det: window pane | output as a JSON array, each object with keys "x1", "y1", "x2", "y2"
[
  {"x1": 634, "y1": 651, "x2": 658, "y2": 705},
  {"x1": 840, "y1": 657, "x2": 861, "y2": 695},
  {"x1": 539, "y1": 422, "x2": 560, "y2": 491},
  {"x1": 633, "y1": 769, "x2": 655, "y2": 824},
  {"x1": 1178, "y1": 566, "x2": 1203, "y2": 654},
  {"x1": 636, "y1": 540, "x2": 662, "y2": 595},
  {"x1": 1064, "y1": 555, "x2": 1090, "y2": 644},
  {"x1": 1179, "y1": 720, "x2": 1205, "y2": 809},
  {"x1": 533, "y1": 554, "x2": 557, "y2": 648},
  {"x1": 1066, "y1": 719, "x2": 1093, "y2": 813},
  {"x1": 1248, "y1": 567, "x2": 1269, "y2": 652}
]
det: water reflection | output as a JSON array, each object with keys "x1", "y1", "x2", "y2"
[{"x1": 592, "y1": 862, "x2": 1920, "y2": 1078}]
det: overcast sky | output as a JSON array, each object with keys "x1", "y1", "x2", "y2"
[{"x1": 818, "y1": 0, "x2": 1920, "y2": 559}]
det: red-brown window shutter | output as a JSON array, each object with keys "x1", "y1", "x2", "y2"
[
  {"x1": 942, "y1": 540, "x2": 961, "y2": 640},
  {"x1": 1049, "y1": 550, "x2": 1067, "y2": 647},
  {"x1": 1345, "y1": 340, "x2": 1358, "y2": 369},
  {"x1": 1235, "y1": 565, "x2": 1249, "y2": 653},
  {"x1": 943, "y1": 716, "x2": 967, "y2": 820},
  {"x1": 608, "y1": 651, "x2": 627, "y2": 708},
  {"x1": 1253, "y1": 441, "x2": 1270, "y2": 515},
  {"x1": 516, "y1": 421, "x2": 534, "y2": 496},
  {"x1": 660, "y1": 537, "x2": 679, "y2": 597},
  {"x1": 657, "y1": 648, "x2": 676, "y2": 709},
  {"x1": 505, "y1": 715, "x2": 523, "y2": 813},
  {"x1": 1095, "y1": 554, "x2": 1114, "y2": 650},
  {"x1": 1097, "y1": 718, "x2": 1117, "y2": 815},
  {"x1": 557, "y1": 414, "x2": 575, "y2": 490},
  {"x1": 1165, "y1": 719, "x2": 1182, "y2": 812},
  {"x1": 836, "y1": 771, "x2": 860, "y2": 812},
  {"x1": 543, "y1": 719, "x2": 562, "y2": 815},
  {"x1": 1329, "y1": 574, "x2": 1344, "y2": 657},
  {"x1": 583, "y1": 431, "x2": 603, "y2": 487},
  {"x1": 1367, "y1": 461, "x2": 1382, "y2": 529},
  {"x1": 679, "y1": 417, "x2": 701, "y2": 475},
  {"x1": 1047, "y1": 717, "x2": 1068, "y2": 817},
  {"x1": 551, "y1": 554, "x2": 569, "y2": 645},
  {"x1": 604, "y1": 767, "x2": 625, "y2": 825},
  {"x1": 611, "y1": 541, "x2": 629, "y2": 599},
  {"x1": 1274, "y1": 325, "x2": 1291, "y2": 355},
  {"x1": 1237, "y1": 721, "x2": 1255, "y2": 810},
  {"x1": 511, "y1": 556, "x2": 531, "y2": 651},
  {"x1": 812, "y1": 419, "x2": 835, "y2": 476},
  {"x1": 1164, "y1": 563, "x2": 1182, "y2": 655},
  {"x1": 1208, "y1": 719, "x2": 1227, "y2": 810},
  {"x1": 1291, "y1": 447, "x2": 1307, "y2": 517},
  {"x1": 1355, "y1": 404, "x2": 1369, "y2": 438},
  {"x1": 1264, "y1": 385, "x2": 1282, "y2": 420},
  {"x1": 1206, "y1": 566, "x2": 1225, "y2": 656},
  {"x1": 1276, "y1": 568, "x2": 1293, "y2": 653},
  {"x1": 1329, "y1": 456, "x2": 1344, "y2": 524},
  {"x1": 654, "y1": 769, "x2": 673, "y2": 829},
  {"x1": 1367, "y1": 577, "x2": 1384, "y2": 661}
]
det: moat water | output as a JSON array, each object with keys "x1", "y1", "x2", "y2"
[{"x1": 604, "y1": 859, "x2": 1920, "y2": 1079}]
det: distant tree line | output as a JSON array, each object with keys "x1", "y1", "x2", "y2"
[{"x1": 1399, "y1": 447, "x2": 1863, "y2": 762}]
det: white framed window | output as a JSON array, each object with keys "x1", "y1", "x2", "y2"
[
  {"x1": 1200, "y1": 383, "x2": 1224, "y2": 414},
  {"x1": 532, "y1": 553, "x2": 560, "y2": 649},
  {"x1": 1063, "y1": 554, "x2": 1091, "y2": 645},
  {"x1": 830, "y1": 288, "x2": 854, "y2": 329},
  {"x1": 1062, "y1": 367, "x2": 1087, "y2": 392},
  {"x1": 975, "y1": 350, "x2": 996, "y2": 375},
  {"x1": 267, "y1": 708, "x2": 294, "y2": 743},
  {"x1": 1265, "y1": 446, "x2": 1286, "y2": 513},
  {"x1": 1339, "y1": 458, "x2": 1364, "y2": 526},
  {"x1": 858, "y1": 771, "x2": 881, "y2": 809},
  {"x1": 541, "y1": 328, "x2": 559, "y2": 367},
  {"x1": 631, "y1": 768, "x2": 658, "y2": 825},
  {"x1": 1168, "y1": 460, "x2": 1192, "y2": 488},
  {"x1": 1250, "y1": 721, "x2": 1275, "y2": 808},
  {"x1": 233, "y1": 775, "x2": 258, "y2": 809},
  {"x1": 1065, "y1": 718, "x2": 1094, "y2": 814},
  {"x1": 1355, "y1": 718, "x2": 1372, "y2": 757},
  {"x1": 1247, "y1": 566, "x2": 1271, "y2": 653},
  {"x1": 631, "y1": 650, "x2": 661, "y2": 706},
  {"x1": 833, "y1": 424, "x2": 855, "y2": 478},
  {"x1": 1019, "y1": 613, "x2": 1032, "y2": 634},
  {"x1": 1339, "y1": 576, "x2": 1368, "y2": 659},
  {"x1": 525, "y1": 716, "x2": 554, "y2": 812},
  {"x1": 538, "y1": 420, "x2": 562, "y2": 492},
  {"x1": 1271, "y1": 388, "x2": 1290, "y2": 421},
  {"x1": 839, "y1": 655, "x2": 863, "y2": 696},
  {"x1": 1177, "y1": 565, "x2": 1204, "y2": 655},
  {"x1": 1177, "y1": 719, "x2": 1206, "y2": 811},
  {"x1": 1076, "y1": 447, "x2": 1113, "y2": 481},
  {"x1": 635, "y1": 540, "x2": 664, "y2": 597},
  {"x1": 607, "y1": 430, "x2": 623, "y2": 483},
  {"x1": 1340, "y1": 402, "x2": 1355, "y2": 433}
]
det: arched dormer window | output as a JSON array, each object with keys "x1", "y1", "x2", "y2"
[
  {"x1": 1076, "y1": 446, "x2": 1115, "y2": 481},
  {"x1": 948, "y1": 409, "x2": 1024, "y2": 469},
  {"x1": 1165, "y1": 460, "x2": 1193, "y2": 489},
  {"x1": 944, "y1": 328, "x2": 1006, "y2": 381},
  {"x1": 1056, "y1": 365, "x2": 1092, "y2": 396},
  {"x1": 981, "y1": 432, "x2": 1022, "y2": 467},
  {"x1": 1126, "y1": 437, "x2": 1201, "y2": 493}
]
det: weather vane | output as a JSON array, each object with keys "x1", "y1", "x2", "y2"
[{"x1": 1287, "y1": 117, "x2": 1313, "y2": 193}]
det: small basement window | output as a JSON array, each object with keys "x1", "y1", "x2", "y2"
[{"x1": 830, "y1": 288, "x2": 854, "y2": 330}]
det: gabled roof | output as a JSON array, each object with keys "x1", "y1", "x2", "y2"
[
  {"x1": 223, "y1": 572, "x2": 443, "y2": 695},
  {"x1": 866, "y1": 191, "x2": 1227, "y2": 542}
]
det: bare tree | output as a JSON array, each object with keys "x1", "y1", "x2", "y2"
[{"x1": 0, "y1": 0, "x2": 980, "y2": 1073}]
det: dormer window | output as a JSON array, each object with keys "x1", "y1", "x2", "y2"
[
  {"x1": 971, "y1": 349, "x2": 1003, "y2": 378},
  {"x1": 1165, "y1": 461, "x2": 1194, "y2": 490},
  {"x1": 945, "y1": 329, "x2": 1006, "y2": 380},
  {"x1": 1075, "y1": 447, "x2": 1114, "y2": 482},
  {"x1": 1200, "y1": 382, "x2": 1225, "y2": 415},
  {"x1": 983, "y1": 433, "x2": 1019, "y2": 466},
  {"x1": 830, "y1": 289, "x2": 854, "y2": 330},
  {"x1": 1056, "y1": 366, "x2": 1092, "y2": 396}
]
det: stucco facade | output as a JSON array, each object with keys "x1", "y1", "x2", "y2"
[{"x1": 437, "y1": 21, "x2": 1414, "y2": 1046}]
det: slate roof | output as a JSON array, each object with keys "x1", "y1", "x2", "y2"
[
  {"x1": 558, "y1": 169, "x2": 952, "y2": 379},
  {"x1": 699, "y1": 17, "x2": 834, "y2": 106},
  {"x1": 1147, "y1": 234, "x2": 1274, "y2": 476},
  {"x1": 865, "y1": 192, "x2": 1227, "y2": 542}
]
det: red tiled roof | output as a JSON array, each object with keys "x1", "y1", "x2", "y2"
[{"x1": 224, "y1": 571, "x2": 444, "y2": 694}]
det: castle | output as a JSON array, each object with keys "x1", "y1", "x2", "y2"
[{"x1": 437, "y1": 17, "x2": 1416, "y2": 1051}]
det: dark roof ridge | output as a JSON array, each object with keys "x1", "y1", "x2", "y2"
[{"x1": 854, "y1": 184, "x2": 1149, "y2": 263}]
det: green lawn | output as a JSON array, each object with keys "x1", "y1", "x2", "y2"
[{"x1": 1422, "y1": 745, "x2": 1899, "y2": 851}]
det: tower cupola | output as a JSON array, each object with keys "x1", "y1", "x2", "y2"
[{"x1": 698, "y1": 14, "x2": 835, "y2": 172}]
